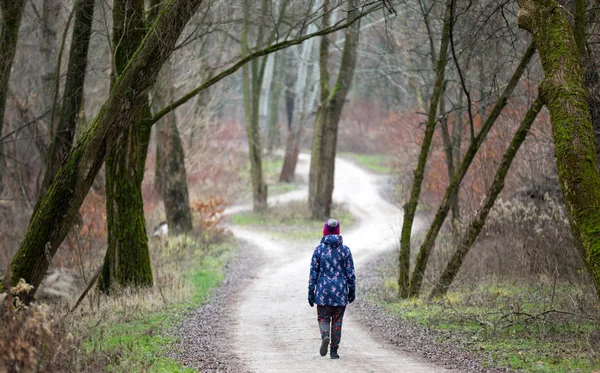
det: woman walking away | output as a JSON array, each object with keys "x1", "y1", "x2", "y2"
[{"x1": 308, "y1": 218, "x2": 356, "y2": 359}]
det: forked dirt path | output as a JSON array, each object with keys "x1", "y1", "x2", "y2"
[{"x1": 228, "y1": 154, "x2": 451, "y2": 372}]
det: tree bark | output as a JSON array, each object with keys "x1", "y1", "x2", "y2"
[
  {"x1": 40, "y1": 0, "x2": 95, "y2": 197},
  {"x1": 398, "y1": 0, "x2": 453, "y2": 298},
  {"x1": 518, "y1": 0, "x2": 600, "y2": 301},
  {"x1": 430, "y1": 96, "x2": 544, "y2": 299},
  {"x1": 0, "y1": 0, "x2": 206, "y2": 301},
  {"x1": 153, "y1": 59, "x2": 193, "y2": 235},
  {"x1": 242, "y1": 0, "x2": 268, "y2": 212},
  {"x1": 280, "y1": 14, "x2": 319, "y2": 183},
  {"x1": 99, "y1": 0, "x2": 153, "y2": 292},
  {"x1": 40, "y1": 0, "x2": 61, "y2": 138},
  {"x1": 438, "y1": 81, "x2": 460, "y2": 229},
  {"x1": 308, "y1": 0, "x2": 360, "y2": 220},
  {"x1": 574, "y1": 0, "x2": 600, "y2": 167},
  {"x1": 0, "y1": 0, "x2": 26, "y2": 195},
  {"x1": 266, "y1": 52, "x2": 283, "y2": 155},
  {"x1": 407, "y1": 42, "x2": 536, "y2": 298}
]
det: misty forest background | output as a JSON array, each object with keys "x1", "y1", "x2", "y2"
[{"x1": 1, "y1": 0, "x2": 600, "y2": 371}]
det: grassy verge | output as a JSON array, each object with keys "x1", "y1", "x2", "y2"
[
  {"x1": 230, "y1": 201, "x2": 355, "y2": 241},
  {"x1": 77, "y1": 237, "x2": 235, "y2": 372},
  {"x1": 371, "y1": 262, "x2": 600, "y2": 373},
  {"x1": 340, "y1": 152, "x2": 392, "y2": 174},
  {"x1": 239, "y1": 155, "x2": 300, "y2": 199}
]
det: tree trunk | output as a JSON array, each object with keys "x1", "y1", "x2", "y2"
[
  {"x1": 518, "y1": 0, "x2": 600, "y2": 301},
  {"x1": 280, "y1": 14, "x2": 319, "y2": 183},
  {"x1": 573, "y1": 0, "x2": 600, "y2": 167},
  {"x1": 0, "y1": 0, "x2": 26, "y2": 195},
  {"x1": 430, "y1": 96, "x2": 543, "y2": 299},
  {"x1": 398, "y1": 0, "x2": 453, "y2": 298},
  {"x1": 40, "y1": 0, "x2": 61, "y2": 139},
  {"x1": 309, "y1": 0, "x2": 360, "y2": 220},
  {"x1": 153, "y1": 59, "x2": 193, "y2": 235},
  {"x1": 407, "y1": 42, "x2": 536, "y2": 298},
  {"x1": 439, "y1": 81, "x2": 460, "y2": 229},
  {"x1": 266, "y1": 52, "x2": 283, "y2": 154},
  {"x1": 40, "y1": 0, "x2": 95, "y2": 197},
  {"x1": 99, "y1": 0, "x2": 153, "y2": 292},
  {"x1": 1, "y1": 0, "x2": 206, "y2": 301},
  {"x1": 242, "y1": 0, "x2": 268, "y2": 212}
]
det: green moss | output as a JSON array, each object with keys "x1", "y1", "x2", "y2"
[{"x1": 529, "y1": 0, "x2": 600, "y2": 300}]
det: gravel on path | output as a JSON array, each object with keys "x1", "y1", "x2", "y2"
[{"x1": 170, "y1": 238, "x2": 263, "y2": 372}]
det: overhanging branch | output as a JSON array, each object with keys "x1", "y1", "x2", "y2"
[{"x1": 148, "y1": 2, "x2": 384, "y2": 127}]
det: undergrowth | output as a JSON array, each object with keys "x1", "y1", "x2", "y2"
[
  {"x1": 75, "y1": 237, "x2": 234, "y2": 372},
  {"x1": 368, "y1": 252, "x2": 600, "y2": 373}
]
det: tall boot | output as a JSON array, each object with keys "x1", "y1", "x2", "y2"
[{"x1": 330, "y1": 345, "x2": 339, "y2": 359}]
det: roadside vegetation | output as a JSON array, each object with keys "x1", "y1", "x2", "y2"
[
  {"x1": 365, "y1": 250, "x2": 600, "y2": 373},
  {"x1": 0, "y1": 195, "x2": 232, "y2": 372}
]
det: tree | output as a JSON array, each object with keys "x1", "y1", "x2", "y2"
[
  {"x1": 98, "y1": 0, "x2": 153, "y2": 292},
  {"x1": 41, "y1": 0, "x2": 96, "y2": 197},
  {"x1": 280, "y1": 1, "x2": 320, "y2": 182},
  {"x1": 0, "y1": 0, "x2": 26, "y2": 195},
  {"x1": 398, "y1": 0, "x2": 453, "y2": 298},
  {"x1": 518, "y1": 0, "x2": 600, "y2": 301},
  {"x1": 407, "y1": 42, "x2": 536, "y2": 297},
  {"x1": 0, "y1": 0, "x2": 206, "y2": 302},
  {"x1": 308, "y1": 0, "x2": 361, "y2": 220},
  {"x1": 1, "y1": 0, "x2": 382, "y2": 303},
  {"x1": 429, "y1": 96, "x2": 544, "y2": 299},
  {"x1": 153, "y1": 57, "x2": 193, "y2": 235},
  {"x1": 241, "y1": 0, "x2": 269, "y2": 212}
]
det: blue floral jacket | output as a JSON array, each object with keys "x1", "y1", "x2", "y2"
[{"x1": 308, "y1": 235, "x2": 356, "y2": 306}]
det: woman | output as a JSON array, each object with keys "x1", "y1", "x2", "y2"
[{"x1": 307, "y1": 218, "x2": 356, "y2": 359}]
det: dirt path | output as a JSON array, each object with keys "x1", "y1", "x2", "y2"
[{"x1": 229, "y1": 154, "x2": 449, "y2": 372}]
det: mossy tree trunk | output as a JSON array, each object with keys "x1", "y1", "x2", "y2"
[
  {"x1": 518, "y1": 0, "x2": 600, "y2": 301},
  {"x1": 308, "y1": 0, "x2": 360, "y2": 220},
  {"x1": 1, "y1": 0, "x2": 207, "y2": 302},
  {"x1": 398, "y1": 0, "x2": 453, "y2": 298},
  {"x1": 153, "y1": 58, "x2": 193, "y2": 235},
  {"x1": 99, "y1": 0, "x2": 153, "y2": 292},
  {"x1": 407, "y1": 42, "x2": 536, "y2": 298},
  {"x1": 40, "y1": 0, "x2": 95, "y2": 197},
  {"x1": 572, "y1": 0, "x2": 600, "y2": 167},
  {"x1": 430, "y1": 97, "x2": 544, "y2": 299},
  {"x1": 0, "y1": 0, "x2": 26, "y2": 195}
]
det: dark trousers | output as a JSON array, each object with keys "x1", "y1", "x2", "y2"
[{"x1": 317, "y1": 305, "x2": 346, "y2": 348}]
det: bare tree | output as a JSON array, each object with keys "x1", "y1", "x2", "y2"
[
  {"x1": 398, "y1": 0, "x2": 453, "y2": 298},
  {"x1": 0, "y1": 0, "x2": 26, "y2": 195},
  {"x1": 41, "y1": 0, "x2": 96, "y2": 197},
  {"x1": 430, "y1": 96, "x2": 544, "y2": 299},
  {"x1": 308, "y1": 0, "x2": 361, "y2": 220}
]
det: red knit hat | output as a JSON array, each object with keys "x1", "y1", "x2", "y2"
[{"x1": 323, "y1": 218, "x2": 340, "y2": 236}]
